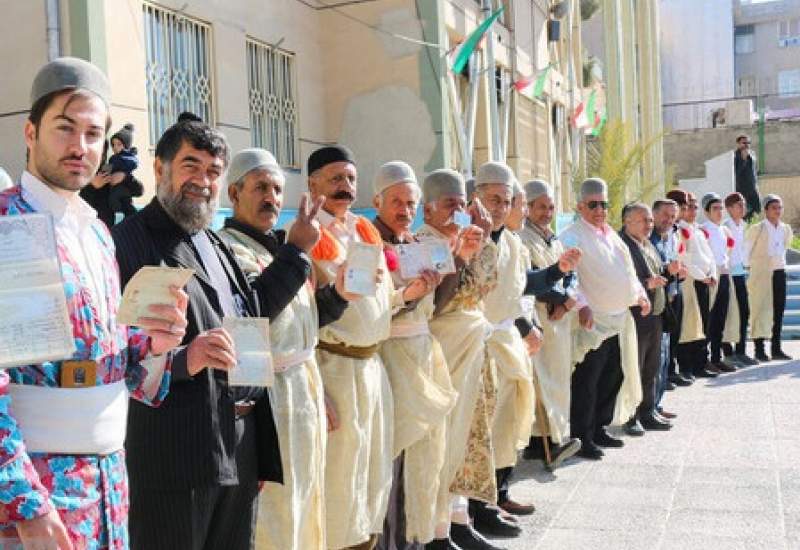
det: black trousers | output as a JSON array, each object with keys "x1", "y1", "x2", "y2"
[
  {"x1": 636, "y1": 315, "x2": 663, "y2": 418},
  {"x1": 667, "y1": 293, "x2": 683, "y2": 377},
  {"x1": 677, "y1": 280, "x2": 710, "y2": 374},
  {"x1": 496, "y1": 466, "x2": 514, "y2": 504},
  {"x1": 708, "y1": 274, "x2": 731, "y2": 363},
  {"x1": 723, "y1": 274, "x2": 750, "y2": 356},
  {"x1": 756, "y1": 269, "x2": 787, "y2": 352},
  {"x1": 570, "y1": 335, "x2": 624, "y2": 443},
  {"x1": 129, "y1": 414, "x2": 260, "y2": 550}
]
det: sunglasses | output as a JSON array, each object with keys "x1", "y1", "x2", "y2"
[{"x1": 587, "y1": 200, "x2": 609, "y2": 210}]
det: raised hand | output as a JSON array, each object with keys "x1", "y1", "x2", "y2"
[
  {"x1": 136, "y1": 285, "x2": 189, "y2": 356},
  {"x1": 524, "y1": 326, "x2": 543, "y2": 356},
  {"x1": 402, "y1": 269, "x2": 441, "y2": 302},
  {"x1": 558, "y1": 247, "x2": 582, "y2": 273},
  {"x1": 578, "y1": 305, "x2": 594, "y2": 330},
  {"x1": 287, "y1": 193, "x2": 324, "y2": 252},
  {"x1": 455, "y1": 225, "x2": 484, "y2": 262},
  {"x1": 334, "y1": 263, "x2": 361, "y2": 302},
  {"x1": 186, "y1": 328, "x2": 237, "y2": 376},
  {"x1": 468, "y1": 198, "x2": 492, "y2": 235}
]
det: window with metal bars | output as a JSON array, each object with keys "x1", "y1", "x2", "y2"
[
  {"x1": 246, "y1": 38, "x2": 299, "y2": 169},
  {"x1": 143, "y1": 3, "x2": 214, "y2": 146}
]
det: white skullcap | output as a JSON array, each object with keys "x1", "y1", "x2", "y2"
[
  {"x1": 524, "y1": 179, "x2": 553, "y2": 202},
  {"x1": 373, "y1": 161, "x2": 418, "y2": 196},
  {"x1": 226, "y1": 148, "x2": 281, "y2": 186},
  {"x1": 423, "y1": 169, "x2": 465, "y2": 203},
  {"x1": 475, "y1": 161, "x2": 515, "y2": 188},
  {"x1": 580, "y1": 177, "x2": 607, "y2": 200},
  {"x1": 0, "y1": 167, "x2": 13, "y2": 191},
  {"x1": 701, "y1": 192, "x2": 721, "y2": 211},
  {"x1": 762, "y1": 193, "x2": 782, "y2": 209}
]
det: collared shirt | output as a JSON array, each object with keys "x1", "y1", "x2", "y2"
[
  {"x1": 678, "y1": 220, "x2": 716, "y2": 281},
  {"x1": 20, "y1": 171, "x2": 110, "y2": 329},
  {"x1": 317, "y1": 207, "x2": 359, "y2": 253},
  {"x1": 701, "y1": 220, "x2": 730, "y2": 273},
  {"x1": 766, "y1": 220, "x2": 787, "y2": 270},
  {"x1": 723, "y1": 218, "x2": 747, "y2": 276},
  {"x1": 650, "y1": 227, "x2": 679, "y2": 299}
]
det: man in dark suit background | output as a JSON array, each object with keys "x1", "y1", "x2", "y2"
[{"x1": 112, "y1": 117, "x2": 323, "y2": 550}]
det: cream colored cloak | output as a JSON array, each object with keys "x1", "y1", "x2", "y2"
[
  {"x1": 676, "y1": 222, "x2": 717, "y2": 344},
  {"x1": 518, "y1": 223, "x2": 574, "y2": 443},
  {"x1": 746, "y1": 220, "x2": 793, "y2": 339},
  {"x1": 219, "y1": 227, "x2": 327, "y2": 550}
]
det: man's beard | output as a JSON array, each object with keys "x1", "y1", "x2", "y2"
[
  {"x1": 157, "y1": 170, "x2": 217, "y2": 234},
  {"x1": 34, "y1": 149, "x2": 95, "y2": 192}
]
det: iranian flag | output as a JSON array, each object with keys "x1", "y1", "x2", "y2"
[
  {"x1": 572, "y1": 89, "x2": 597, "y2": 129},
  {"x1": 513, "y1": 64, "x2": 552, "y2": 98},
  {"x1": 451, "y1": 6, "x2": 505, "y2": 74}
]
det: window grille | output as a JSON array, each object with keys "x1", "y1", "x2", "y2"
[
  {"x1": 143, "y1": 3, "x2": 214, "y2": 145},
  {"x1": 246, "y1": 38, "x2": 299, "y2": 168}
]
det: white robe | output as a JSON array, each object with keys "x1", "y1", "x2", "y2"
[
  {"x1": 518, "y1": 223, "x2": 574, "y2": 443},
  {"x1": 219, "y1": 227, "x2": 327, "y2": 550},
  {"x1": 745, "y1": 220, "x2": 793, "y2": 339},
  {"x1": 560, "y1": 220, "x2": 642, "y2": 425},
  {"x1": 676, "y1": 221, "x2": 717, "y2": 344},
  {"x1": 482, "y1": 229, "x2": 535, "y2": 470}
]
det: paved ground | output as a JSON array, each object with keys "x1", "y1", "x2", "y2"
[{"x1": 488, "y1": 341, "x2": 800, "y2": 550}]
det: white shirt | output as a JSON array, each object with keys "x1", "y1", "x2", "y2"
[
  {"x1": 20, "y1": 171, "x2": 110, "y2": 328},
  {"x1": 701, "y1": 220, "x2": 730, "y2": 274},
  {"x1": 678, "y1": 220, "x2": 717, "y2": 281},
  {"x1": 723, "y1": 218, "x2": 747, "y2": 275},
  {"x1": 766, "y1": 220, "x2": 787, "y2": 270}
]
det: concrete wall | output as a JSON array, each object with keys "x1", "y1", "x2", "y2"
[
  {"x1": 664, "y1": 119, "x2": 800, "y2": 180},
  {"x1": 660, "y1": 0, "x2": 735, "y2": 130}
]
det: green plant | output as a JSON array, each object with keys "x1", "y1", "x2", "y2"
[{"x1": 572, "y1": 119, "x2": 663, "y2": 228}]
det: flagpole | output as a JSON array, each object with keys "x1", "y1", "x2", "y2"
[{"x1": 482, "y1": 0, "x2": 501, "y2": 162}]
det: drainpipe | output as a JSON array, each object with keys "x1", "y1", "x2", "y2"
[{"x1": 46, "y1": 0, "x2": 61, "y2": 60}]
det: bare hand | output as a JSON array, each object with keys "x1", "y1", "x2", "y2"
[
  {"x1": 524, "y1": 326, "x2": 543, "y2": 356},
  {"x1": 334, "y1": 263, "x2": 360, "y2": 301},
  {"x1": 455, "y1": 225, "x2": 484, "y2": 262},
  {"x1": 186, "y1": 328, "x2": 236, "y2": 376},
  {"x1": 468, "y1": 198, "x2": 492, "y2": 236},
  {"x1": 578, "y1": 306, "x2": 594, "y2": 330},
  {"x1": 704, "y1": 277, "x2": 717, "y2": 287},
  {"x1": 402, "y1": 269, "x2": 440, "y2": 302},
  {"x1": 548, "y1": 303, "x2": 567, "y2": 321},
  {"x1": 557, "y1": 247, "x2": 582, "y2": 273},
  {"x1": 287, "y1": 193, "x2": 324, "y2": 252},
  {"x1": 667, "y1": 260, "x2": 681, "y2": 276},
  {"x1": 109, "y1": 172, "x2": 126, "y2": 186},
  {"x1": 325, "y1": 393, "x2": 339, "y2": 432},
  {"x1": 564, "y1": 296, "x2": 577, "y2": 311},
  {"x1": 90, "y1": 172, "x2": 111, "y2": 189},
  {"x1": 638, "y1": 296, "x2": 652, "y2": 316},
  {"x1": 136, "y1": 286, "x2": 189, "y2": 356},
  {"x1": 16, "y1": 508, "x2": 73, "y2": 550},
  {"x1": 647, "y1": 276, "x2": 667, "y2": 289},
  {"x1": 677, "y1": 265, "x2": 688, "y2": 279}
]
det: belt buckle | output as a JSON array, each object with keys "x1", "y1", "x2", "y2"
[{"x1": 60, "y1": 360, "x2": 97, "y2": 388}]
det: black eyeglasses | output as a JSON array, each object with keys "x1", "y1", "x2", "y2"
[{"x1": 587, "y1": 200, "x2": 609, "y2": 210}]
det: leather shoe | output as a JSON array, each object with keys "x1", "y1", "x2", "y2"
[
  {"x1": 658, "y1": 409, "x2": 677, "y2": 420},
  {"x1": 736, "y1": 354, "x2": 759, "y2": 366},
  {"x1": 594, "y1": 429, "x2": 625, "y2": 448},
  {"x1": 641, "y1": 415, "x2": 672, "y2": 431},
  {"x1": 755, "y1": 350, "x2": 770, "y2": 362},
  {"x1": 472, "y1": 503, "x2": 521, "y2": 537},
  {"x1": 624, "y1": 418, "x2": 645, "y2": 437},
  {"x1": 665, "y1": 381, "x2": 677, "y2": 391},
  {"x1": 498, "y1": 498, "x2": 535, "y2": 516},
  {"x1": 546, "y1": 437, "x2": 582, "y2": 470},
  {"x1": 450, "y1": 523, "x2": 506, "y2": 550},
  {"x1": 772, "y1": 350, "x2": 793, "y2": 361},
  {"x1": 425, "y1": 538, "x2": 464, "y2": 550},
  {"x1": 669, "y1": 374, "x2": 692, "y2": 387},
  {"x1": 693, "y1": 366, "x2": 719, "y2": 378},
  {"x1": 577, "y1": 439, "x2": 604, "y2": 460},
  {"x1": 678, "y1": 371, "x2": 696, "y2": 383},
  {"x1": 715, "y1": 361, "x2": 737, "y2": 373}
]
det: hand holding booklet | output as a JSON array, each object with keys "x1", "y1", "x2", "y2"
[
  {"x1": 223, "y1": 317, "x2": 274, "y2": 387},
  {"x1": 395, "y1": 239, "x2": 456, "y2": 280},
  {"x1": 0, "y1": 214, "x2": 75, "y2": 369},
  {"x1": 344, "y1": 241, "x2": 381, "y2": 296},
  {"x1": 117, "y1": 266, "x2": 195, "y2": 326}
]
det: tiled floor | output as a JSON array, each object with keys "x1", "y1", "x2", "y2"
[{"x1": 488, "y1": 341, "x2": 800, "y2": 550}]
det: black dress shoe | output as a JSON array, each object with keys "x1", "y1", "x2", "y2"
[
  {"x1": 450, "y1": 522, "x2": 507, "y2": 549},
  {"x1": 693, "y1": 366, "x2": 719, "y2": 378},
  {"x1": 594, "y1": 429, "x2": 625, "y2": 448},
  {"x1": 472, "y1": 502, "x2": 522, "y2": 537},
  {"x1": 425, "y1": 538, "x2": 464, "y2": 550},
  {"x1": 641, "y1": 415, "x2": 672, "y2": 431},
  {"x1": 546, "y1": 437, "x2": 582, "y2": 470},
  {"x1": 678, "y1": 372, "x2": 696, "y2": 383},
  {"x1": 665, "y1": 381, "x2": 677, "y2": 391},
  {"x1": 577, "y1": 439, "x2": 604, "y2": 460},
  {"x1": 755, "y1": 350, "x2": 770, "y2": 362},
  {"x1": 737, "y1": 354, "x2": 759, "y2": 366},
  {"x1": 772, "y1": 350, "x2": 793, "y2": 361},
  {"x1": 669, "y1": 374, "x2": 692, "y2": 387},
  {"x1": 624, "y1": 418, "x2": 645, "y2": 437},
  {"x1": 715, "y1": 361, "x2": 737, "y2": 373}
]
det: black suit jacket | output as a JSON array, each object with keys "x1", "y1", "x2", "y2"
[{"x1": 112, "y1": 198, "x2": 311, "y2": 489}]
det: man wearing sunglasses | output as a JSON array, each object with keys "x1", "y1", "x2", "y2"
[
  {"x1": 734, "y1": 135, "x2": 761, "y2": 221},
  {"x1": 560, "y1": 178, "x2": 650, "y2": 460}
]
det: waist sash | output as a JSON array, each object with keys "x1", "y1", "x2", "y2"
[
  {"x1": 317, "y1": 340, "x2": 379, "y2": 360},
  {"x1": 9, "y1": 380, "x2": 129, "y2": 455}
]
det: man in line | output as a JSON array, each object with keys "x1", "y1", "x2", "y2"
[
  {"x1": 0, "y1": 57, "x2": 187, "y2": 549},
  {"x1": 722, "y1": 192, "x2": 758, "y2": 365},
  {"x1": 746, "y1": 194, "x2": 793, "y2": 362},
  {"x1": 670, "y1": 190, "x2": 719, "y2": 379},
  {"x1": 371, "y1": 161, "x2": 456, "y2": 550},
  {"x1": 113, "y1": 119, "x2": 322, "y2": 549},
  {"x1": 734, "y1": 135, "x2": 760, "y2": 221},
  {"x1": 619, "y1": 203, "x2": 673, "y2": 432},
  {"x1": 518, "y1": 179, "x2": 583, "y2": 469},
  {"x1": 700, "y1": 192, "x2": 738, "y2": 373},
  {"x1": 218, "y1": 148, "x2": 354, "y2": 549},
  {"x1": 561, "y1": 178, "x2": 649, "y2": 460}
]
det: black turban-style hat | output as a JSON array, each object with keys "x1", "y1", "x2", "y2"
[{"x1": 307, "y1": 145, "x2": 356, "y2": 175}]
